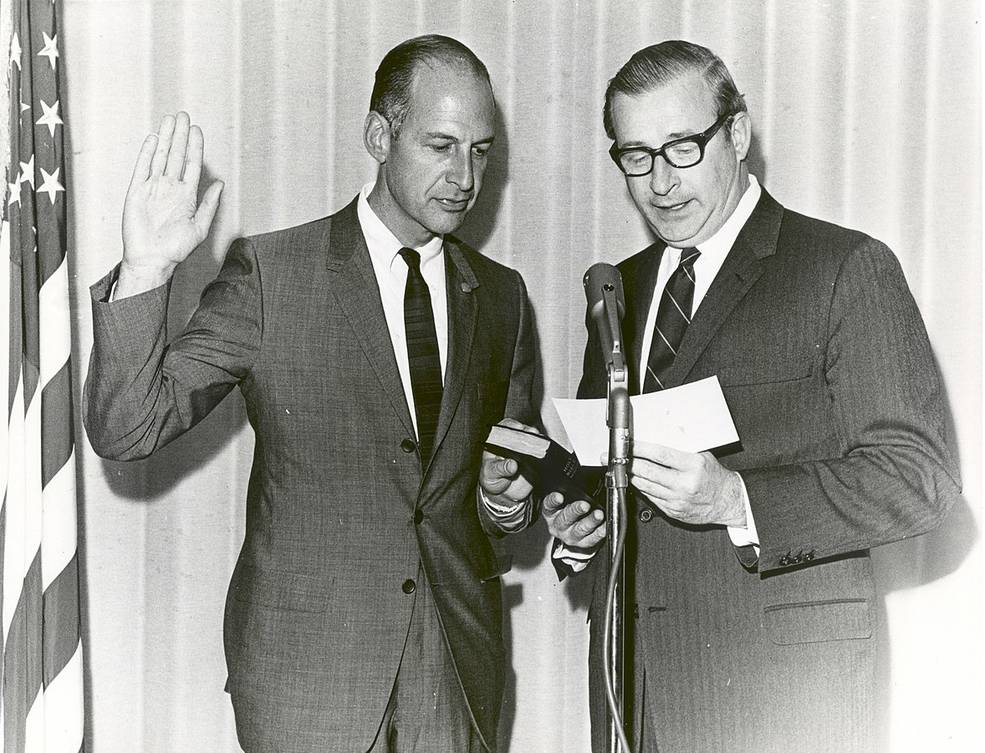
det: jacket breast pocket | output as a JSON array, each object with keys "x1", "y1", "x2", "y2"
[{"x1": 764, "y1": 598, "x2": 873, "y2": 645}]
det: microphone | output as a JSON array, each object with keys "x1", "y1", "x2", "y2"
[{"x1": 583, "y1": 263, "x2": 626, "y2": 369}]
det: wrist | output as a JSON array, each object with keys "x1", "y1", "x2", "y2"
[
  {"x1": 116, "y1": 258, "x2": 177, "y2": 299},
  {"x1": 723, "y1": 470, "x2": 747, "y2": 528}
]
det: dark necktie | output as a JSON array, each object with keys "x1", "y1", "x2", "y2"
[
  {"x1": 399, "y1": 247, "x2": 443, "y2": 464},
  {"x1": 643, "y1": 247, "x2": 701, "y2": 392}
]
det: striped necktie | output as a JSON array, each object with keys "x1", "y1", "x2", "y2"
[
  {"x1": 643, "y1": 247, "x2": 701, "y2": 392},
  {"x1": 399, "y1": 247, "x2": 443, "y2": 464}
]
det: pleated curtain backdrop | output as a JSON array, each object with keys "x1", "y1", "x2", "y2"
[{"x1": 61, "y1": 1, "x2": 981, "y2": 751}]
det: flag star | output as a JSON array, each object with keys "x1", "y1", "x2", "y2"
[
  {"x1": 21, "y1": 100, "x2": 31, "y2": 113},
  {"x1": 19, "y1": 155, "x2": 35, "y2": 188},
  {"x1": 37, "y1": 166, "x2": 65, "y2": 205},
  {"x1": 37, "y1": 32, "x2": 59, "y2": 70},
  {"x1": 10, "y1": 32, "x2": 21, "y2": 70},
  {"x1": 36, "y1": 99, "x2": 63, "y2": 137},
  {"x1": 8, "y1": 180, "x2": 22, "y2": 207}
]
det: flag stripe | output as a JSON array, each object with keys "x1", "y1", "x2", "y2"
[
  {"x1": 38, "y1": 642, "x2": 84, "y2": 751},
  {"x1": 2, "y1": 376, "x2": 29, "y2": 642},
  {"x1": 41, "y1": 554, "x2": 79, "y2": 689},
  {"x1": 40, "y1": 363, "x2": 72, "y2": 488},
  {"x1": 41, "y1": 454, "x2": 76, "y2": 591},
  {"x1": 38, "y1": 259, "x2": 70, "y2": 386},
  {"x1": 2, "y1": 551, "x2": 43, "y2": 753}
]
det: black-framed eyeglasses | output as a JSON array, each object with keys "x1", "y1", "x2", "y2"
[{"x1": 608, "y1": 112, "x2": 734, "y2": 176}]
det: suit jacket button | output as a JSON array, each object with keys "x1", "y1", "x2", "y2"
[
  {"x1": 414, "y1": 509, "x2": 424, "y2": 525},
  {"x1": 400, "y1": 438, "x2": 416, "y2": 453},
  {"x1": 805, "y1": 550, "x2": 815, "y2": 561},
  {"x1": 779, "y1": 554, "x2": 790, "y2": 566},
  {"x1": 402, "y1": 578, "x2": 416, "y2": 594},
  {"x1": 639, "y1": 508, "x2": 653, "y2": 523}
]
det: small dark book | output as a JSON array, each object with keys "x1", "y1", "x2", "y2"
[{"x1": 484, "y1": 424, "x2": 601, "y2": 505}]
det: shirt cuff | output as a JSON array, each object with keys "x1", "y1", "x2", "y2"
[
  {"x1": 551, "y1": 540, "x2": 595, "y2": 573},
  {"x1": 476, "y1": 485, "x2": 529, "y2": 532},
  {"x1": 726, "y1": 474, "x2": 760, "y2": 551}
]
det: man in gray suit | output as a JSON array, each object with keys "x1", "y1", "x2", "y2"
[
  {"x1": 547, "y1": 40, "x2": 961, "y2": 752},
  {"x1": 85, "y1": 35, "x2": 538, "y2": 753}
]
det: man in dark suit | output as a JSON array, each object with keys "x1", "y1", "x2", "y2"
[
  {"x1": 546, "y1": 40, "x2": 961, "y2": 752},
  {"x1": 84, "y1": 35, "x2": 539, "y2": 753}
]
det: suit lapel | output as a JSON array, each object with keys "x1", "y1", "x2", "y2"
[
  {"x1": 624, "y1": 244, "x2": 666, "y2": 395},
  {"x1": 324, "y1": 198, "x2": 416, "y2": 438},
  {"x1": 663, "y1": 190, "x2": 785, "y2": 387},
  {"x1": 427, "y1": 239, "x2": 478, "y2": 474}
]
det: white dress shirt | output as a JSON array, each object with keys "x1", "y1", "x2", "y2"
[{"x1": 356, "y1": 183, "x2": 447, "y2": 438}]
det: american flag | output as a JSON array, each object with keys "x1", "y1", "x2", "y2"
[{"x1": 2, "y1": 1, "x2": 85, "y2": 752}]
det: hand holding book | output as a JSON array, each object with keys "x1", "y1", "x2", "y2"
[{"x1": 483, "y1": 423, "x2": 601, "y2": 506}]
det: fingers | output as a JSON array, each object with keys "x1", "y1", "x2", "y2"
[
  {"x1": 542, "y1": 491, "x2": 566, "y2": 514},
  {"x1": 633, "y1": 440, "x2": 689, "y2": 468},
  {"x1": 630, "y1": 473, "x2": 674, "y2": 505},
  {"x1": 183, "y1": 125, "x2": 204, "y2": 187},
  {"x1": 149, "y1": 114, "x2": 176, "y2": 176},
  {"x1": 498, "y1": 417, "x2": 537, "y2": 433},
  {"x1": 129, "y1": 133, "x2": 158, "y2": 188},
  {"x1": 560, "y1": 499, "x2": 601, "y2": 529},
  {"x1": 485, "y1": 456, "x2": 518, "y2": 480},
  {"x1": 547, "y1": 498, "x2": 606, "y2": 545},
  {"x1": 577, "y1": 519, "x2": 607, "y2": 548},
  {"x1": 194, "y1": 180, "x2": 224, "y2": 240},
  {"x1": 165, "y1": 111, "x2": 191, "y2": 178}
]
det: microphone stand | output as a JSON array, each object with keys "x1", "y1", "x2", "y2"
[{"x1": 601, "y1": 283, "x2": 631, "y2": 753}]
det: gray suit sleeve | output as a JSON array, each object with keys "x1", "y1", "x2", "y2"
[
  {"x1": 83, "y1": 238, "x2": 262, "y2": 459},
  {"x1": 741, "y1": 239, "x2": 961, "y2": 571}
]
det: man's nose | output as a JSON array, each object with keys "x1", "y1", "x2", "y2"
[
  {"x1": 447, "y1": 150, "x2": 475, "y2": 192},
  {"x1": 648, "y1": 156, "x2": 679, "y2": 196}
]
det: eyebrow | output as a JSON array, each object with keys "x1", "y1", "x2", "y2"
[
  {"x1": 620, "y1": 129, "x2": 697, "y2": 148},
  {"x1": 424, "y1": 131, "x2": 495, "y2": 146}
]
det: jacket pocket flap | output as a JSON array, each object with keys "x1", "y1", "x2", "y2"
[{"x1": 764, "y1": 598, "x2": 872, "y2": 645}]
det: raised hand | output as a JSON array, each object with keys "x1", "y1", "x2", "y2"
[{"x1": 117, "y1": 112, "x2": 224, "y2": 298}]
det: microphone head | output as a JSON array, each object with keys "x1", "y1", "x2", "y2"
[
  {"x1": 583, "y1": 263, "x2": 626, "y2": 367},
  {"x1": 584, "y1": 262, "x2": 625, "y2": 317}
]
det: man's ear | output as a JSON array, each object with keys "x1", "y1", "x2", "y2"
[
  {"x1": 364, "y1": 111, "x2": 391, "y2": 164},
  {"x1": 728, "y1": 111, "x2": 752, "y2": 162}
]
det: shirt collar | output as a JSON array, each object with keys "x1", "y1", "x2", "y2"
[
  {"x1": 690, "y1": 174, "x2": 761, "y2": 261},
  {"x1": 357, "y1": 182, "x2": 444, "y2": 272}
]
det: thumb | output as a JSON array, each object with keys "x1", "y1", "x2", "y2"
[{"x1": 194, "y1": 180, "x2": 224, "y2": 239}]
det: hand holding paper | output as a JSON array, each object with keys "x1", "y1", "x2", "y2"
[
  {"x1": 552, "y1": 376, "x2": 739, "y2": 464},
  {"x1": 554, "y1": 377, "x2": 748, "y2": 529}
]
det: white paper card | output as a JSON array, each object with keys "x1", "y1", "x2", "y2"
[{"x1": 552, "y1": 376, "x2": 739, "y2": 466}]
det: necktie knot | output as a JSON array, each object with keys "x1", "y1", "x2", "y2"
[
  {"x1": 399, "y1": 247, "x2": 422, "y2": 273},
  {"x1": 679, "y1": 247, "x2": 700, "y2": 269}
]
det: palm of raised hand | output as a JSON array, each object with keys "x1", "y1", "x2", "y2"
[{"x1": 118, "y1": 112, "x2": 223, "y2": 295}]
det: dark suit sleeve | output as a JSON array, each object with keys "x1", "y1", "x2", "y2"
[
  {"x1": 741, "y1": 239, "x2": 960, "y2": 572},
  {"x1": 477, "y1": 270, "x2": 540, "y2": 536},
  {"x1": 83, "y1": 238, "x2": 262, "y2": 459},
  {"x1": 503, "y1": 270, "x2": 538, "y2": 426}
]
